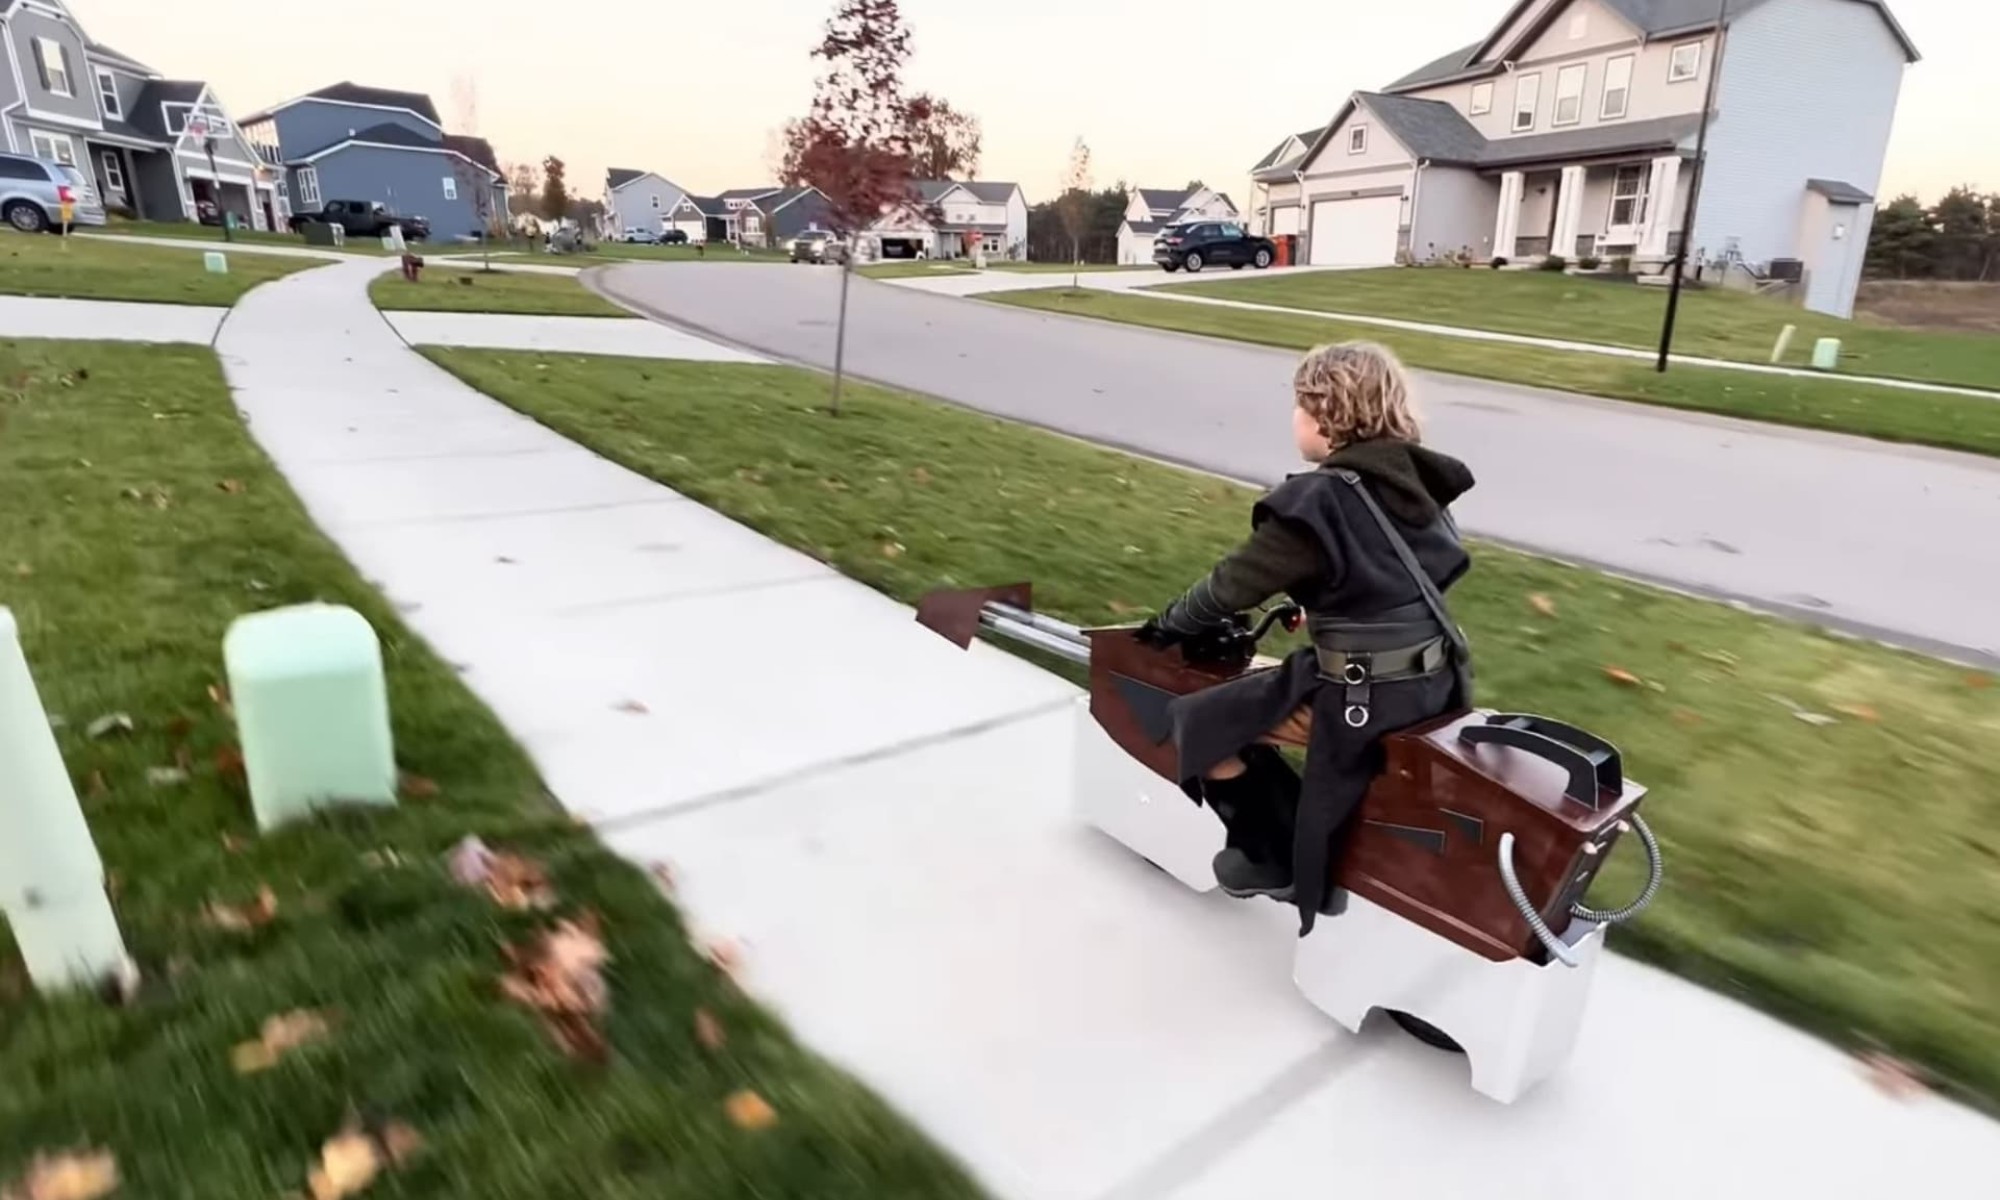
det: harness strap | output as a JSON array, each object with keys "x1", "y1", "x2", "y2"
[{"x1": 1332, "y1": 470, "x2": 1475, "y2": 708}]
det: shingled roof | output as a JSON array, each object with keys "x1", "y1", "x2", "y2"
[{"x1": 306, "y1": 82, "x2": 443, "y2": 124}]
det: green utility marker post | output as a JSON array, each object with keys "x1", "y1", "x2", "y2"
[
  {"x1": 0, "y1": 607, "x2": 131, "y2": 992},
  {"x1": 224, "y1": 604, "x2": 397, "y2": 830}
]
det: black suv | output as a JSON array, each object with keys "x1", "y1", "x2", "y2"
[{"x1": 1155, "y1": 221, "x2": 1276, "y2": 273}]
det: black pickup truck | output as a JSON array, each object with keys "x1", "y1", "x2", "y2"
[{"x1": 289, "y1": 199, "x2": 430, "y2": 241}]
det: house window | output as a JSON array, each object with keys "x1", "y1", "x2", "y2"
[
  {"x1": 28, "y1": 130, "x2": 74, "y2": 166},
  {"x1": 1469, "y1": 82, "x2": 1493, "y2": 115},
  {"x1": 297, "y1": 167, "x2": 321, "y2": 208},
  {"x1": 1348, "y1": 125, "x2": 1368, "y2": 154},
  {"x1": 649, "y1": 194, "x2": 660, "y2": 208},
  {"x1": 36, "y1": 38, "x2": 71, "y2": 96},
  {"x1": 1553, "y1": 64, "x2": 1587, "y2": 127},
  {"x1": 1669, "y1": 41, "x2": 1702, "y2": 82},
  {"x1": 1602, "y1": 55, "x2": 1634, "y2": 120},
  {"x1": 1610, "y1": 164, "x2": 1651, "y2": 229},
  {"x1": 99, "y1": 149, "x2": 124, "y2": 194},
  {"x1": 164, "y1": 104, "x2": 190, "y2": 135},
  {"x1": 95, "y1": 69, "x2": 120, "y2": 119},
  {"x1": 1512, "y1": 73, "x2": 1541, "y2": 132},
  {"x1": 442, "y1": 176, "x2": 457, "y2": 200}
]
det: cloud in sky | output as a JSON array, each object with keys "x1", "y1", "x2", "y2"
[{"x1": 72, "y1": 0, "x2": 1989, "y2": 205}]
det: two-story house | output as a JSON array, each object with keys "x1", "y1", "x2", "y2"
[
  {"x1": 603, "y1": 168, "x2": 688, "y2": 238},
  {"x1": 239, "y1": 82, "x2": 507, "y2": 241},
  {"x1": 1115, "y1": 185, "x2": 1241, "y2": 264},
  {"x1": 0, "y1": 0, "x2": 282, "y2": 230},
  {"x1": 856, "y1": 179, "x2": 1028, "y2": 260},
  {"x1": 1265, "y1": 0, "x2": 1917, "y2": 316},
  {"x1": 1248, "y1": 129, "x2": 1324, "y2": 236}
]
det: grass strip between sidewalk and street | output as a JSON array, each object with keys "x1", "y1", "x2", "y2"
[
  {"x1": 987, "y1": 287, "x2": 2000, "y2": 460},
  {"x1": 0, "y1": 233, "x2": 318, "y2": 305},
  {"x1": 1156, "y1": 268, "x2": 2000, "y2": 391},
  {"x1": 424, "y1": 348, "x2": 2000, "y2": 1111},
  {"x1": 857, "y1": 262, "x2": 979, "y2": 280},
  {"x1": 0, "y1": 341, "x2": 985, "y2": 1198},
  {"x1": 369, "y1": 267, "x2": 626, "y2": 317}
]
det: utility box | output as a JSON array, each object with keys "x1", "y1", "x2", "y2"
[
  {"x1": 203, "y1": 251, "x2": 228, "y2": 274},
  {"x1": 223, "y1": 604, "x2": 396, "y2": 830},
  {"x1": 1811, "y1": 337, "x2": 1842, "y2": 371}
]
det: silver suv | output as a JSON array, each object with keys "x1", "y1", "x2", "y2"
[{"x1": 0, "y1": 152, "x2": 105, "y2": 232}]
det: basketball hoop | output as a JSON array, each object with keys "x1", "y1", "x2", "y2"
[{"x1": 185, "y1": 116, "x2": 210, "y2": 143}]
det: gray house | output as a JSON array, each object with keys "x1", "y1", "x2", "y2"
[
  {"x1": 603, "y1": 168, "x2": 686, "y2": 238},
  {"x1": 1263, "y1": 0, "x2": 1918, "y2": 316},
  {"x1": 0, "y1": 0, "x2": 284, "y2": 229},
  {"x1": 239, "y1": 82, "x2": 506, "y2": 241}
]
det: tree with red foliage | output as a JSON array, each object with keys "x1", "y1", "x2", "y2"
[
  {"x1": 780, "y1": 0, "x2": 924, "y2": 413},
  {"x1": 907, "y1": 93, "x2": 981, "y2": 180}
]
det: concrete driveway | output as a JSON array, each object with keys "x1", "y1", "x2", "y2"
[{"x1": 593, "y1": 262, "x2": 2000, "y2": 667}]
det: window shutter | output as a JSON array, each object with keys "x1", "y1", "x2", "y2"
[{"x1": 31, "y1": 40, "x2": 48, "y2": 90}]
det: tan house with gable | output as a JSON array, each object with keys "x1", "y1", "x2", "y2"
[{"x1": 1253, "y1": 0, "x2": 1918, "y2": 316}]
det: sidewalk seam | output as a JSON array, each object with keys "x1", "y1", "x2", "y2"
[{"x1": 590, "y1": 695, "x2": 1079, "y2": 834}]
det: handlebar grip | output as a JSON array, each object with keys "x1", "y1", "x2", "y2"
[{"x1": 1458, "y1": 724, "x2": 1601, "y2": 807}]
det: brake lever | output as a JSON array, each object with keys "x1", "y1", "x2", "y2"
[{"x1": 1247, "y1": 604, "x2": 1304, "y2": 643}]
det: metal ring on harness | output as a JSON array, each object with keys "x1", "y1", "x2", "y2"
[
  {"x1": 1344, "y1": 704, "x2": 1369, "y2": 728},
  {"x1": 1341, "y1": 662, "x2": 1369, "y2": 686}
]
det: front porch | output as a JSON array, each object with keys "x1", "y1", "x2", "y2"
[
  {"x1": 1489, "y1": 156, "x2": 1690, "y2": 266},
  {"x1": 84, "y1": 138, "x2": 285, "y2": 232}
]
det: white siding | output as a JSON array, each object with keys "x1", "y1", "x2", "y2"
[
  {"x1": 610, "y1": 175, "x2": 686, "y2": 236},
  {"x1": 1410, "y1": 166, "x2": 1499, "y2": 261},
  {"x1": 1407, "y1": 30, "x2": 1715, "y2": 141},
  {"x1": 1471, "y1": 0, "x2": 1569, "y2": 65},
  {"x1": 1299, "y1": 105, "x2": 1415, "y2": 178},
  {"x1": 1695, "y1": 0, "x2": 1906, "y2": 304}
]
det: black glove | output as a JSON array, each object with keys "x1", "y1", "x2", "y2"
[
  {"x1": 1135, "y1": 616, "x2": 1183, "y2": 648},
  {"x1": 1181, "y1": 623, "x2": 1249, "y2": 665}
]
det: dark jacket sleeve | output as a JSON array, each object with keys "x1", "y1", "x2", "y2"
[{"x1": 1156, "y1": 518, "x2": 1326, "y2": 635}]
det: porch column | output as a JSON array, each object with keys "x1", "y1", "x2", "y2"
[
  {"x1": 1550, "y1": 165, "x2": 1586, "y2": 260},
  {"x1": 1491, "y1": 170, "x2": 1525, "y2": 260},
  {"x1": 1640, "y1": 155, "x2": 1683, "y2": 257}
]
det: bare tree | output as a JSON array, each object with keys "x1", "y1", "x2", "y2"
[
  {"x1": 1057, "y1": 137, "x2": 1093, "y2": 288},
  {"x1": 779, "y1": 0, "x2": 924, "y2": 414},
  {"x1": 445, "y1": 79, "x2": 498, "y2": 270}
]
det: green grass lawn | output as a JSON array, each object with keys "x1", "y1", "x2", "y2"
[
  {"x1": 1161, "y1": 268, "x2": 2000, "y2": 391},
  {"x1": 991, "y1": 288, "x2": 2000, "y2": 459},
  {"x1": 0, "y1": 341, "x2": 982, "y2": 1197},
  {"x1": 857, "y1": 261, "x2": 979, "y2": 280},
  {"x1": 0, "y1": 232, "x2": 319, "y2": 304},
  {"x1": 425, "y1": 347, "x2": 2000, "y2": 1111},
  {"x1": 369, "y1": 267, "x2": 626, "y2": 317}
]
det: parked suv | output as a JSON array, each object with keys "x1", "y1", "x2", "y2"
[
  {"x1": 621, "y1": 227, "x2": 661, "y2": 244},
  {"x1": 1155, "y1": 221, "x2": 1275, "y2": 273},
  {"x1": 0, "y1": 152, "x2": 105, "y2": 232},
  {"x1": 791, "y1": 231, "x2": 847, "y2": 264}
]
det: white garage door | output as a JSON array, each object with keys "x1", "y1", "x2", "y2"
[
  {"x1": 1308, "y1": 195, "x2": 1401, "y2": 266},
  {"x1": 672, "y1": 217, "x2": 706, "y2": 241},
  {"x1": 1272, "y1": 206, "x2": 1301, "y2": 237}
]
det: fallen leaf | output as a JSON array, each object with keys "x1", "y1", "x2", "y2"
[
  {"x1": 146, "y1": 766, "x2": 189, "y2": 787},
  {"x1": 3, "y1": 1149, "x2": 119, "y2": 1200},
  {"x1": 1856, "y1": 1051, "x2": 1928, "y2": 1099},
  {"x1": 85, "y1": 713, "x2": 133, "y2": 739},
  {"x1": 1832, "y1": 703, "x2": 1880, "y2": 723},
  {"x1": 379, "y1": 1122, "x2": 423, "y2": 1167},
  {"x1": 648, "y1": 862, "x2": 676, "y2": 893},
  {"x1": 1602, "y1": 667, "x2": 1643, "y2": 688},
  {"x1": 500, "y1": 916, "x2": 611, "y2": 1061},
  {"x1": 1106, "y1": 600, "x2": 1141, "y2": 616},
  {"x1": 1527, "y1": 593, "x2": 1557, "y2": 617},
  {"x1": 725, "y1": 1089, "x2": 778, "y2": 1131},
  {"x1": 306, "y1": 1128, "x2": 380, "y2": 1200},
  {"x1": 1700, "y1": 650, "x2": 1740, "y2": 669},
  {"x1": 397, "y1": 772, "x2": 439, "y2": 800},
  {"x1": 1670, "y1": 708, "x2": 1703, "y2": 727},
  {"x1": 1965, "y1": 673, "x2": 1991, "y2": 691},
  {"x1": 232, "y1": 1009, "x2": 331, "y2": 1074},
  {"x1": 165, "y1": 714, "x2": 194, "y2": 738},
  {"x1": 910, "y1": 466, "x2": 932, "y2": 485},
  {"x1": 214, "y1": 745, "x2": 245, "y2": 782},
  {"x1": 11, "y1": 561, "x2": 30, "y2": 577},
  {"x1": 447, "y1": 835, "x2": 555, "y2": 910},
  {"x1": 1793, "y1": 711, "x2": 1838, "y2": 727},
  {"x1": 694, "y1": 1007, "x2": 727, "y2": 1051},
  {"x1": 207, "y1": 682, "x2": 232, "y2": 712},
  {"x1": 217, "y1": 479, "x2": 245, "y2": 495},
  {"x1": 613, "y1": 699, "x2": 649, "y2": 715},
  {"x1": 221, "y1": 832, "x2": 246, "y2": 853},
  {"x1": 83, "y1": 770, "x2": 107, "y2": 797},
  {"x1": 880, "y1": 542, "x2": 904, "y2": 559},
  {"x1": 204, "y1": 886, "x2": 278, "y2": 933}
]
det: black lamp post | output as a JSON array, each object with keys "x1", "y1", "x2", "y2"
[
  {"x1": 1655, "y1": 0, "x2": 1730, "y2": 371},
  {"x1": 197, "y1": 127, "x2": 233, "y2": 243}
]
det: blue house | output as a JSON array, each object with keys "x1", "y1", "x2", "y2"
[{"x1": 238, "y1": 82, "x2": 506, "y2": 241}]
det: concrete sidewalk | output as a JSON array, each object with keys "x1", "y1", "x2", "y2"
[
  {"x1": 0, "y1": 294, "x2": 224, "y2": 342},
  {"x1": 215, "y1": 258, "x2": 2000, "y2": 1199},
  {"x1": 885, "y1": 266, "x2": 2000, "y2": 402},
  {"x1": 383, "y1": 310, "x2": 765, "y2": 360}
]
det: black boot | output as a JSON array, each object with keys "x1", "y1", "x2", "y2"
[{"x1": 1202, "y1": 747, "x2": 1299, "y2": 899}]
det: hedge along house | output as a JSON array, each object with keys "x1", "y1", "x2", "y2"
[
  {"x1": 239, "y1": 82, "x2": 507, "y2": 240},
  {"x1": 0, "y1": 0, "x2": 284, "y2": 229}
]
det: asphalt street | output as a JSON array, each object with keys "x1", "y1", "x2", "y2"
[{"x1": 595, "y1": 262, "x2": 2000, "y2": 666}]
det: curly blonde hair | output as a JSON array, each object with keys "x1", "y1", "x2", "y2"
[{"x1": 1293, "y1": 341, "x2": 1421, "y2": 447}]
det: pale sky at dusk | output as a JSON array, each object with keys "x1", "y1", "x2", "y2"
[{"x1": 71, "y1": 0, "x2": 1993, "y2": 207}]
